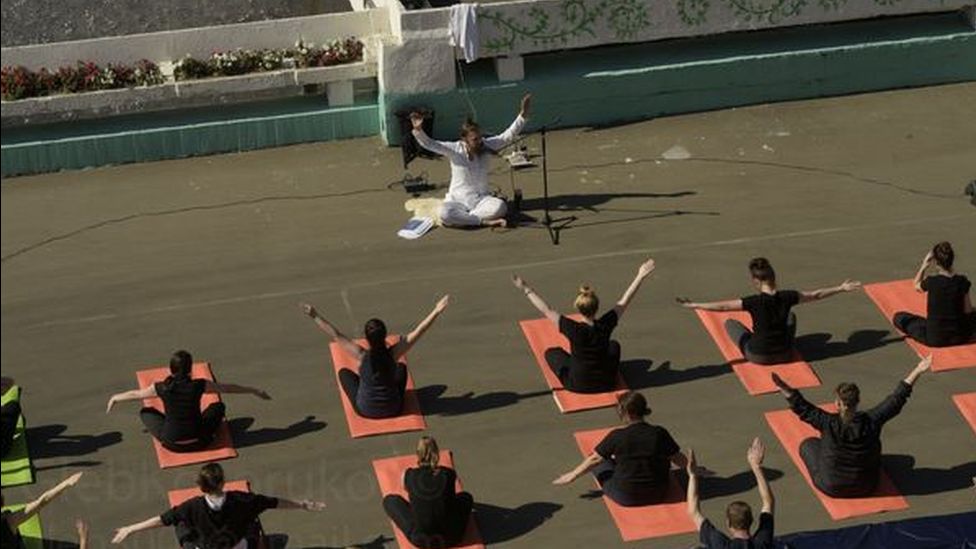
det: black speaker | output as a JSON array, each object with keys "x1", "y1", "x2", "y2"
[{"x1": 396, "y1": 108, "x2": 437, "y2": 169}]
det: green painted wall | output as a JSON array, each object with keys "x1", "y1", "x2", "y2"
[
  {"x1": 381, "y1": 13, "x2": 976, "y2": 143},
  {"x1": 1, "y1": 99, "x2": 379, "y2": 177}
]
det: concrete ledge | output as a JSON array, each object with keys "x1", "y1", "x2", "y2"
[{"x1": 2, "y1": 61, "x2": 376, "y2": 127}]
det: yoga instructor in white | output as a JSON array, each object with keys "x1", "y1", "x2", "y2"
[{"x1": 410, "y1": 94, "x2": 531, "y2": 228}]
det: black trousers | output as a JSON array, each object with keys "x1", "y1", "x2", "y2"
[
  {"x1": 799, "y1": 437, "x2": 877, "y2": 498},
  {"x1": 724, "y1": 312, "x2": 797, "y2": 365},
  {"x1": 893, "y1": 311, "x2": 976, "y2": 347},
  {"x1": 382, "y1": 493, "x2": 473, "y2": 549},
  {"x1": 175, "y1": 519, "x2": 262, "y2": 549},
  {"x1": 544, "y1": 341, "x2": 621, "y2": 394},
  {"x1": 338, "y1": 365, "x2": 408, "y2": 419},
  {"x1": 140, "y1": 402, "x2": 225, "y2": 452},
  {"x1": 1, "y1": 400, "x2": 22, "y2": 458},
  {"x1": 592, "y1": 459, "x2": 668, "y2": 507}
]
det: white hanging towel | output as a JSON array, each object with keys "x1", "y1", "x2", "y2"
[{"x1": 449, "y1": 3, "x2": 480, "y2": 63}]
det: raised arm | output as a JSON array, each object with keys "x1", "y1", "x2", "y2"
[
  {"x1": 483, "y1": 94, "x2": 531, "y2": 150},
  {"x1": 275, "y1": 498, "x2": 328, "y2": 511},
  {"x1": 913, "y1": 251, "x2": 933, "y2": 292},
  {"x1": 798, "y1": 279, "x2": 861, "y2": 304},
  {"x1": 747, "y1": 437, "x2": 774, "y2": 515},
  {"x1": 513, "y1": 275, "x2": 560, "y2": 325},
  {"x1": 204, "y1": 380, "x2": 271, "y2": 400},
  {"x1": 7, "y1": 472, "x2": 83, "y2": 530},
  {"x1": 685, "y1": 449, "x2": 706, "y2": 529},
  {"x1": 613, "y1": 259, "x2": 655, "y2": 319},
  {"x1": 393, "y1": 295, "x2": 450, "y2": 359},
  {"x1": 300, "y1": 303, "x2": 365, "y2": 360},
  {"x1": 552, "y1": 452, "x2": 603, "y2": 485},
  {"x1": 76, "y1": 520, "x2": 89, "y2": 549},
  {"x1": 675, "y1": 297, "x2": 743, "y2": 312},
  {"x1": 773, "y1": 373, "x2": 832, "y2": 431},
  {"x1": 867, "y1": 355, "x2": 929, "y2": 425},
  {"x1": 112, "y1": 516, "x2": 164, "y2": 544},
  {"x1": 106, "y1": 386, "x2": 156, "y2": 413},
  {"x1": 410, "y1": 113, "x2": 457, "y2": 157}
]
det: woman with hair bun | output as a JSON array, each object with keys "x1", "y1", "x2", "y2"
[
  {"x1": 513, "y1": 258, "x2": 657, "y2": 393},
  {"x1": 894, "y1": 241, "x2": 976, "y2": 347},
  {"x1": 301, "y1": 296, "x2": 449, "y2": 418},
  {"x1": 552, "y1": 391, "x2": 692, "y2": 506}
]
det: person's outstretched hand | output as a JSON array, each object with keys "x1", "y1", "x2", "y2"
[
  {"x1": 434, "y1": 295, "x2": 451, "y2": 313},
  {"x1": 675, "y1": 297, "x2": 693, "y2": 308},
  {"x1": 922, "y1": 250, "x2": 934, "y2": 267},
  {"x1": 552, "y1": 471, "x2": 575, "y2": 485},
  {"x1": 409, "y1": 112, "x2": 424, "y2": 131},
  {"x1": 302, "y1": 500, "x2": 327, "y2": 511},
  {"x1": 840, "y1": 279, "x2": 862, "y2": 292},
  {"x1": 746, "y1": 437, "x2": 765, "y2": 467},
  {"x1": 686, "y1": 448, "x2": 697, "y2": 475},
  {"x1": 64, "y1": 471, "x2": 84, "y2": 487},
  {"x1": 111, "y1": 527, "x2": 131, "y2": 544},
  {"x1": 300, "y1": 303, "x2": 318, "y2": 318},
  {"x1": 519, "y1": 94, "x2": 532, "y2": 118},
  {"x1": 512, "y1": 275, "x2": 527, "y2": 291},
  {"x1": 916, "y1": 354, "x2": 933, "y2": 374},
  {"x1": 771, "y1": 373, "x2": 793, "y2": 396},
  {"x1": 638, "y1": 258, "x2": 656, "y2": 278}
]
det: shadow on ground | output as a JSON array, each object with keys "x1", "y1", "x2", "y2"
[
  {"x1": 26, "y1": 424, "x2": 121, "y2": 462},
  {"x1": 417, "y1": 385, "x2": 551, "y2": 416},
  {"x1": 228, "y1": 416, "x2": 326, "y2": 448},
  {"x1": 883, "y1": 455, "x2": 976, "y2": 496},
  {"x1": 474, "y1": 501, "x2": 562, "y2": 544},
  {"x1": 796, "y1": 329, "x2": 904, "y2": 362},
  {"x1": 621, "y1": 359, "x2": 732, "y2": 389}
]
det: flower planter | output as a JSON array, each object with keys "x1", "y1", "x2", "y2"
[
  {"x1": 175, "y1": 69, "x2": 298, "y2": 99},
  {"x1": 1, "y1": 84, "x2": 177, "y2": 124}
]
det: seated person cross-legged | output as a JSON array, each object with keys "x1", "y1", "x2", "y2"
[
  {"x1": 894, "y1": 241, "x2": 976, "y2": 347},
  {"x1": 383, "y1": 436, "x2": 474, "y2": 549},
  {"x1": 771, "y1": 356, "x2": 931, "y2": 498},
  {"x1": 513, "y1": 258, "x2": 656, "y2": 394},
  {"x1": 106, "y1": 351, "x2": 270, "y2": 452},
  {"x1": 687, "y1": 439, "x2": 775, "y2": 549},
  {"x1": 112, "y1": 463, "x2": 326, "y2": 548},
  {"x1": 678, "y1": 257, "x2": 861, "y2": 365},
  {"x1": 553, "y1": 391, "x2": 691, "y2": 506},
  {"x1": 301, "y1": 296, "x2": 449, "y2": 419}
]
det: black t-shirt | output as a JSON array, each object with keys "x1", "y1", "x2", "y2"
[
  {"x1": 160, "y1": 491, "x2": 278, "y2": 549},
  {"x1": 155, "y1": 376, "x2": 207, "y2": 442},
  {"x1": 405, "y1": 466, "x2": 462, "y2": 536},
  {"x1": 356, "y1": 345, "x2": 404, "y2": 417},
  {"x1": 699, "y1": 512, "x2": 774, "y2": 548},
  {"x1": 2, "y1": 511, "x2": 24, "y2": 549},
  {"x1": 922, "y1": 274, "x2": 972, "y2": 345},
  {"x1": 741, "y1": 291, "x2": 800, "y2": 355},
  {"x1": 559, "y1": 311, "x2": 619, "y2": 391},
  {"x1": 594, "y1": 422, "x2": 680, "y2": 497}
]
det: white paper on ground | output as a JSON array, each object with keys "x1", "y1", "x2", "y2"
[{"x1": 397, "y1": 217, "x2": 435, "y2": 240}]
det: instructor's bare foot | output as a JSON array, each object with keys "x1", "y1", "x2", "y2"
[{"x1": 484, "y1": 218, "x2": 508, "y2": 229}]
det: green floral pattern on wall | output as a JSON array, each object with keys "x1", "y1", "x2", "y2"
[
  {"x1": 481, "y1": 0, "x2": 650, "y2": 52},
  {"x1": 482, "y1": 0, "x2": 912, "y2": 53}
]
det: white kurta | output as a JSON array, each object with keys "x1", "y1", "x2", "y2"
[{"x1": 412, "y1": 115, "x2": 526, "y2": 226}]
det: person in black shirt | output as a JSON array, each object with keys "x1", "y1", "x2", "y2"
[
  {"x1": 106, "y1": 351, "x2": 270, "y2": 452},
  {"x1": 678, "y1": 257, "x2": 861, "y2": 364},
  {"x1": 553, "y1": 391, "x2": 692, "y2": 506},
  {"x1": 382, "y1": 436, "x2": 474, "y2": 549},
  {"x1": 1, "y1": 377, "x2": 21, "y2": 458},
  {"x1": 513, "y1": 258, "x2": 657, "y2": 393},
  {"x1": 301, "y1": 295, "x2": 449, "y2": 418},
  {"x1": 2, "y1": 472, "x2": 84, "y2": 549},
  {"x1": 112, "y1": 463, "x2": 325, "y2": 548},
  {"x1": 893, "y1": 242, "x2": 976, "y2": 347},
  {"x1": 772, "y1": 355, "x2": 931, "y2": 498},
  {"x1": 688, "y1": 438, "x2": 775, "y2": 549}
]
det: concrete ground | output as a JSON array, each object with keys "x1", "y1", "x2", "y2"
[{"x1": 2, "y1": 83, "x2": 975, "y2": 549}]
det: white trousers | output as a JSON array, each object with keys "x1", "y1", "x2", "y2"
[{"x1": 439, "y1": 196, "x2": 507, "y2": 227}]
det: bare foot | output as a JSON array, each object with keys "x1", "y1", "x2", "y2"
[{"x1": 484, "y1": 218, "x2": 508, "y2": 229}]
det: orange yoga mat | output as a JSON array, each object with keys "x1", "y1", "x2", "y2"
[
  {"x1": 328, "y1": 338, "x2": 426, "y2": 438},
  {"x1": 953, "y1": 393, "x2": 976, "y2": 435},
  {"x1": 864, "y1": 279, "x2": 976, "y2": 372},
  {"x1": 694, "y1": 309, "x2": 820, "y2": 395},
  {"x1": 518, "y1": 317, "x2": 628, "y2": 413},
  {"x1": 764, "y1": 405, "x2": 908, "y2": 520},
  {"x1": 135, "y1": 362, "x2": 238, "y2": 469},
  {"x1": 573, "y1": 428, "x2": 696, "y2": 541},
  {"x1": 372, "y1": 450, "x2": 485, "y2": 549},
  {"x1": 168, "y1": 479, "x2": 251, "y2": 507}
]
